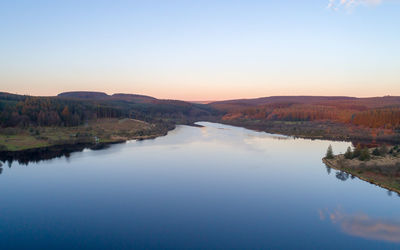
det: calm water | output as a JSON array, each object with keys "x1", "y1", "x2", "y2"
[{"x1": 1, "y1": 122, "x2": 400, "y2": 249}]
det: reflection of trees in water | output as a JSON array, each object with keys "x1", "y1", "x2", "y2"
[
  {"x1": 325, "y1": 168, "x2": 400, "y2": 196},
  {"x1": 326, "y1": 166, "x2": 331, "y2": 175},
  {"x1": 335, "y1": 171, "x2": 349, "y2": 181},
  {"x1": 0, "y1": 143, "x2": 111, "y2": 167},
  {"x1": 324, "y1": 165, "x2": 352, "y2": 182}
]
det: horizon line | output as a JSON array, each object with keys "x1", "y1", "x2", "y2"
[{"x1": 1, "y1": 90, "x2": 398, "y2": 103}]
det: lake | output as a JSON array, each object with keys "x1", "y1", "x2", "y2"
[{"x1": 0, "y1": 122, "x2": 399, "y2": 249}]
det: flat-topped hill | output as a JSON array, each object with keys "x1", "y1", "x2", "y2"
[
  {"x1": 57, "y1": 91, "x2": 157, "y2": 103},
  {"x1": 58, "y1": 91, "x2": 109, "y2": 99}
]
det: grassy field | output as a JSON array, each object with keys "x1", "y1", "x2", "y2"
[{"x1": 0, "y1": 118, "x2": 172, "y2": 152}]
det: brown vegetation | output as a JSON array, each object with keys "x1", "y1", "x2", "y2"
[
  {"x1": 211, "y1": 96, "x2": 400, "y2": 143},
  {"x1": 323, "y1": 145, "x2": 400, "y2": 193}
]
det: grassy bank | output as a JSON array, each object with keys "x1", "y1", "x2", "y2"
[
  {"x1": 0, "y1": 118, "x2": 174, "y2": 152},
  {"x1": 323, "y1": 146, "x2": 400, "y2": 193}
]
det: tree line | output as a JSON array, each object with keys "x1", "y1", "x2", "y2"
[
  {"x1": 0, "y1": 93, "x2": 222, "y2": 128},
  {"x1": 221, "y1": 103, "x2": 400, "y2": 131}
]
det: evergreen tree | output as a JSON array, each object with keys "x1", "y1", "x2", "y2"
[
  {"x1": 359, "y1": 147, "x2": 371, "y2": 161},
  {"x1": 344, "y1": 146, "x2": 353, "y2": 159},
  {"x1": 325, "y1": 145, "x2": 334, "y2": 159}
]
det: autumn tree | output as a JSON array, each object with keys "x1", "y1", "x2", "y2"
[{"x1": 353, "y1": 144, "x2": 362, "y2": 158}]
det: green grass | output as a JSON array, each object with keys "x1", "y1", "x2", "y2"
[
  {"x1": 0, "y1": 135, "x2": 51, "y2": 151},
  {"x1": 0, "y1": 118, "x2": 169, "y2": 152}
]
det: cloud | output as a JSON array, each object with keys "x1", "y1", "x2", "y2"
[{"x1": 327, "y1": 0, "x2": 383, "y2": 10}]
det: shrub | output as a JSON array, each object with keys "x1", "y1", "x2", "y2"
[
  {"x1": 379, "y1": 144, "x2": 388, "y2": 156},
  {"x1": 353, "y1": 144, "x2": 362, "y2": 158},
  {"x1": 372, "y1": 147, "x2": 381, "y2": 156}
]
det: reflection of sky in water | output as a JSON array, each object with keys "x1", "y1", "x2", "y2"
[{"x1": 0, "y1": 122, "x2": 400, "y2": 249}]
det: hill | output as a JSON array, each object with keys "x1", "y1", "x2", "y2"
[
  {"x1": 57, "y1": 91, "x2": 109, "y2": 99},
  {"x1": 210, "y1": 95, "x2": 400, "y2": 143}
]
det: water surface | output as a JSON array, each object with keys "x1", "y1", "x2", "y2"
[{"x1": 0, "y1": 122, "x2": 399, "y2": 249}]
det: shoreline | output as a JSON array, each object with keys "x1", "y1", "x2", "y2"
[
  {"x1": 0, "y1": 121, "x2": 206, "y2": 154},
  {"x1": 0, "y1": 129, "x2": 173, "y2": 164},
  {"x1": 2, "y1": 119, "x2": 397, "y2": 155},
  {"x1": 323, "y1": 157, "x2": 400, "y2": 194},
  {"x1": 0, "y1": 133, "x2": 166, "y2": 153},
  {"x1": 0, "y1": 118, "x2": 175, "y2": 155},
  {"x1": 217, "y1": 120, "x2": 400, "y2": 144}
]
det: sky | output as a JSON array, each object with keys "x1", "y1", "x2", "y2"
[{"x1": 0, "y1": 0, "x2": 399, "y2": 101}]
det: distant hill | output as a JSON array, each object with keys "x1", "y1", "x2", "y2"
[
  {"x1": 57, "y1": 91, "x2": 109, "y2": 99},
  {"x1": 212, "y1": 96, "x2": 355, "y2": 106},
  {"x1": 211, "y1": 95, "x2": 400, "y2": 110},
  {"x1": 111, "y1": 93, "x2": 157, "y2": 103},
  {"x1": 57, "y1": 91, "x2": 158, "y2": 104},
  {"x1": 189, "y1": 101, "x2": 216, "y2": 104}
]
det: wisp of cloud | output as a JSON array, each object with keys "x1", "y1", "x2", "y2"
[{"x1": 328, "y1": 0, "x2": 383, "y2": 10}]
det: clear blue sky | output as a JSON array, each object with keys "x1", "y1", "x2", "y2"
[{"x1": 1, "y1": 0, "x2": 399, "y2": 100}]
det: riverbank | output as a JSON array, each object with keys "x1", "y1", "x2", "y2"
[
  {"x1": 0, "y1": 118, "x2": 174, "y2": 153},
  {"x1": 218, "y1": 120, "x2": 400, "y2": 144},
  {"x1": 323, "y1": 149, "x2": 400, "y2": 193}
]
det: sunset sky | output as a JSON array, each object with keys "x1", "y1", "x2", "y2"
[{"x1": 1, "y1": 0, "x2": 399, "y2": 101}]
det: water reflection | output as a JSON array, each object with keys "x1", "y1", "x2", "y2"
[
  {"x1": 0, "y1": 123, "x2": 294, "y2": 167},
  {"x1": 319, "y1": 209, "x2": 400, "y2": 243},
  {"x1": 336, "y1": 171, "x2": 350, "y2": 181},
  {"x1": 326, "y1": 166, "x2": 332, "y2": 175},
  {"x1": 0, "y1": 143, "x2": 112, "y2": 166},
  {"x1": 0, "y1": 122, "x2": 397, "y2": 249}
]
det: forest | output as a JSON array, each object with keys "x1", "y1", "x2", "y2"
[
  {"x1": 210, "y1": 96, "x2": 400, "y2": 143},
  {"x1": 0, "y1": 92, "x2": 221, "y2": 128},
  {"x1": 1, "y1": 92, "x2": 400, "y2": 146}
]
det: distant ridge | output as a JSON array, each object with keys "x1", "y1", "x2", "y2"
[
  {"x1": 210, "y1": 95, "x2": 400, "y2": 108},
  {"x1": 53, "y1": 92, "x2": 400, "y2": 108},
  {"x1": 57, "y1": 91, "x2": 158, "y2": 103},
  {"x1": 58, "y1": 91, "x2": 109, "y2": 99},
  {"x1": 111, "y1": 93, "x2": 157, "y2": 103},
  {"x1": 210, "y1": 96, "x2": 357, "y2": 106}
]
